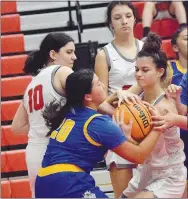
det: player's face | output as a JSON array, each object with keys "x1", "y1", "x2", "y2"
[
  {"x1": 111, "y1": 5, "x2": 135, "y2": 35},
  {"x1": 91, "y1": 74, "x2": 107, "y2": 105},
  {"x1": 176, "y1": 29, "x2": 188, "y2": 59},
  {"x1": 135, "y1": 57, "x2": 162, "y2": 89},
  {"x1": 55, "y1": 41, "x2": 77, "y2": 68}
]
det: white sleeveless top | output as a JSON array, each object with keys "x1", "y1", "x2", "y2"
[
  {"x1": 141, "y1": 93, "x2": 185, "y2": 168},
  {"x1": 23, "y1": 65, "x2": 66, "y2": 144},
  {"x1": 104, "y1": 39, "x2": 143, "y2": 95}
]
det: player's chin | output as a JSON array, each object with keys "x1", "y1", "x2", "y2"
[
  {"x1": 100, "y1": 95, "x2": 107, "y2": 105},
  {"x1": 67, "y1": 63, "x2": 74, "y2": 68},
  {"x1": 137, "y1": 81, "x2": 145, "y2": 88}
]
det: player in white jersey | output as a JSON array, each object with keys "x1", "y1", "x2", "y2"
[
  {"x1": 121, "y1": 32, "x2": 186, "y2": 198},
  {"x1": 95, "y1": 1, "x2": 143, "y2": 196},
  {"x1": 11, "y1": 32, "x2": 77, "y2": 197}
]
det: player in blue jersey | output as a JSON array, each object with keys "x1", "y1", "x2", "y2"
[
  {"x1": 168, "y1": 25, "x2": 187, "y2": 85},
  {"x1": 35, "y1": 69, "x2": 164, "y2": 198}
]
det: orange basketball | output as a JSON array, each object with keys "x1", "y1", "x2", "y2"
[{"x1": 114, "y1": 102, "x2": 152, "y2": 142}]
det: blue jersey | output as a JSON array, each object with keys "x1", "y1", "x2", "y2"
[
  {"x1": 180, "y1": 73, "x2": 188, "y2": 106},
  {"x1": 169, "y1": 60, "x2": 187, "y2": 85},
  {"x1": 42, "y1": 107, "x2": 126, "y2": 173}
]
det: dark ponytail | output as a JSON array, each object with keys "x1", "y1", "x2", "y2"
[
  {"x1": 43, "y1": 69, "x2": 94, "y2": 136},
  {"x1": 23, "y1": 50, "x2": 46, "y2": 76},
  {"x1": 138, "y1": 32, "x2": 168, "y2": 80},
  {"x1": 23, "y1": 32, "x2": 74, "y2": 76}
]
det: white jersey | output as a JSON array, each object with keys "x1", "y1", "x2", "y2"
[
  {"x1": 103, "y1": 39, "x2": 143, "y2": 95},
  {"x1": 23, "y1": 65, "x2": 66, "y2": 144},
  {"x1": 142, "y1": 93, "x2": 185, "y2": 168},
  {"x1": 123, "y1": 93, "x2": 186, "y2": 198}
]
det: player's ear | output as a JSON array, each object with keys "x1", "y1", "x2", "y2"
[
  {"x1": 172, "y1": 44, "x2": 179, "y2": 53},
  {"x1": 84, "y1": 94, "x2": 92, "y2": 102},
  {"x1": 157, "y1": 68, "x2": 165, "y2": 78},
  {"x1": 49, "y1": 50, "x2": 57, "y2": 61}
]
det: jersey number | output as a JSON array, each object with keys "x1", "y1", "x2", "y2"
[
  {"x1": 51, "y1": 119, "x2": 75, "y2": 142},
  {"x1": 28, "y1": 84, "x2": 44, "y2": 113}
]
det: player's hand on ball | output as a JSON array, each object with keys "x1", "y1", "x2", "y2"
[
  {"x1": 142, "y1": 101, "x2": 167, "y2": 132},
  {"x1": 116, "y1": 90, "x2": 141, "y2": 107},
  {"x1": 151, "y1": 109, "x2": 174, "y2": 130},
  {"x1": 113, "y1": 109, "x2": 138, "y2": 145}
]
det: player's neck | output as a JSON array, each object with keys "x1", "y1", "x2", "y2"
[
  {"x1": 143, "y1": 84, "x2": 164, "y2": 104},
  {"x1": 84, "y1": 102, "x2": 98, "y2": 111},
  {"x1": 178, "y1": 56, "x2": 187, "y2": 70},
  {"x1": 114, "y1": 33, "x2": 135, "y2": 47}
]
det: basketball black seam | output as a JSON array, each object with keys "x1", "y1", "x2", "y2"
[
  {"x1": 125, "y1": 105, "x2": 145, "y2": 138},
  {"x1": 139, "y1": 103, "x2": 152, "y2": 122},
  {"x1": 138, "y1": 103, "x2": 151, "y2": 135}
]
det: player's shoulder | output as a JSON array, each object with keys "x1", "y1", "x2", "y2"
[
  {"x1": 56, "y1": 65, "x2": 73, "y2": 74},
  {"x1": 89, "y1": 114, "x2": 116, "y2": 129},
  {"x1": 155, "y1": 96, "x2": 178, "y2": 115},
  {"x1": 96, "y1": 48, "x2": 106, "y2": 60}
]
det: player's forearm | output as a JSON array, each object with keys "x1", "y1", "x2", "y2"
[
  {"x1": 127, "y1": 85, "x2": 142, "y2": 95},
  {"x1": 175, "y1": 97, "x2": 187, "y2": 115},
  {"x1": 136, "y1": 130, "x2": 161, "y2": 163},
  {"x1": 11, "y1": 123, "x2": 29, "y2": 134},
  {"x1": 173, "y1": 115, "x2": 188, "y2": 130},
  {"x1": 98, "y1": 101, "x2": 115, "y2": 116}
]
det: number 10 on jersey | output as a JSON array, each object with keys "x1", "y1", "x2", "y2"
[{"x1": 28, "y1": 84, "x2": 44, "y2": 113}]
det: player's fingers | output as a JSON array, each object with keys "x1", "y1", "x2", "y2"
[
  {"x1": 166, "y1": 86, "x2": 173, "y2": 94},
  {"x1": 123, "y1": 97, "x2": 131, "y2": 105},
  {"x1": 142, "y1": 101, "x2": 154, "y2": 109},
  {"x1": 165, "y1": 91, "x2": 170, "y2": 99},
  {"x1": 128, "y1": 120, "x2": 133, "y2": 128},
  {"x1": 119, "y1": 109, "x2": 125, "y2": 125},
  {"x1": 129, "y1": 96, "x2": 137, "y2": 104},
  {"x1": 118, "y1": 98, "x2": 123, "y2": 107},
  {"x1": 112, "y1": 114, "x2": 116, "y2": 123},
  {"x1": 151, "y1": 115, "x2": 163, "y2": 121},
  {"x1": 148, "y1": 107, "x2": 159, "y2": 116},
  {"x1": 151, "y1": 120, "x2": 165, "y2": 126},
  {"x1": 153, "y1": 124, "x2": 167, "y2": 132},
  {"x1": 115, "y1": 109, "x2": 120, "y2": 125},
  {"x1": 171, "y1": 84, "x2": 178, "y2": 93}
]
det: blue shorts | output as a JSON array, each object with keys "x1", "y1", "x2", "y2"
[{"x1": 35, "y1": 171, "x2": 108, "y2": 198}]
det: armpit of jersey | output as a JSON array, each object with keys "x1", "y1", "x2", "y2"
[{"x1": 87, "y1": 115, "x2": 126, "y2": 150}]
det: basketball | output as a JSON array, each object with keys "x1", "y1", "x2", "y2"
[{"x1": 114, "y1": 102, "x2": 152, "y2": 142}]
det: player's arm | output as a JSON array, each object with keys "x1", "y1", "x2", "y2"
[
  {"x1": 54, "y1": 66, "x2": 74, "y2": 96},
  {"x1": 90, "y1": 111, "x2": 164, "y2": 165},
  {"x1": 95, "y1": 50, "x2": 116, "y2": 115},
  {"x1": 112, "y1": 129, "x2": 162, "y2": 164},
  {"x1": 95, "y1": 50, "x2": 109, "y2": 95},
  {"x1": 151, "y1": 108, "x2": 188, "y2": 131},
  {"x1": 111, "y1": 108, "x2": 164, "y2": 164},
  {"x1": 11, "y1": 101, "x2": 29, "y2": 134},
  {"x1": 165, "y1": 84, "x2": 187, "y2": 115},
  {"x1": 167, "y1": 114, "x2": 187, "y2": 130},
  {"x1": 127, "y1": 84, "x2": 142, "y2": 95}
]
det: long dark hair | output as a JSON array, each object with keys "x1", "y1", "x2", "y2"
[
  {"x1": 43, "y1": 69, "x2": 94, "y2": 136},
  {"x1": 23, "y1": 32, "x2": 74, "y2": 76},
  {"x1": 137, "y1": 32, "x2": 168, "y2": 80},
  {"x1": 106, "y1": 1, "x2": 138, "y2": 31}
]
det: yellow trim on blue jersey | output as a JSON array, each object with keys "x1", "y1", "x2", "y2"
[
  {"x1": 167, "y1": 61, "x2": 174, "y2": 76},
  {"x1": 176, "y1": 60, "x2": 187, "y2": 74},
  {"x1": 83, "y1": 114, "x2": 102, "y2": 147},
  {"x1": 38, "y1": 164, "x2": 84, "y2": 177}
]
